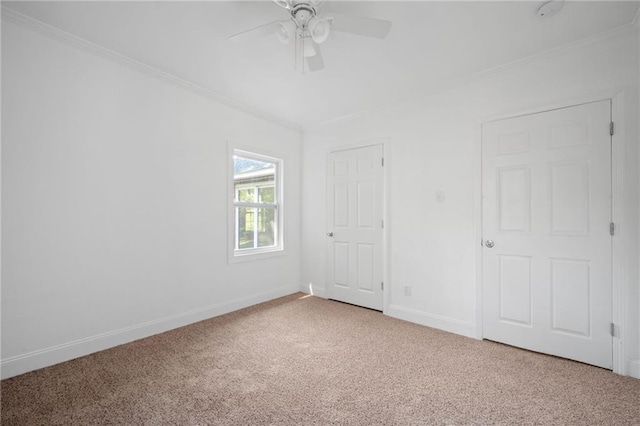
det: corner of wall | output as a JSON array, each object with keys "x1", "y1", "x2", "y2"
[
  {"x1": 301, "y1": 283, "x2": 327, "y2": 299},
  {"x1": 628, "y1": 359, "x2": 640, "y2": 379},
  {"x1": 386, "y1": 305, "x2": 477, "y2": 339}
]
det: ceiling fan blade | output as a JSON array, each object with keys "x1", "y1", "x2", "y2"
[
  {"x1": 306, "y1": 44, "x2": 324, "y2": 72},
  {"x1": 228, "y1": 20, "x2": 280, "y2": 43},
  {"x1": 273, "y1": 0, "x2": 292, "y2": 10},
  {"x1": 329, "y1": 13, "x2": 392, "y2": 39}
]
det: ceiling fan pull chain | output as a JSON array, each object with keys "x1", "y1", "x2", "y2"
[
  {"x1": 293, "y1": 29, "x2": 300, "y2": 71},
  {"x1": 301, "y1": 31, "x2": 305, "y2": 73}
]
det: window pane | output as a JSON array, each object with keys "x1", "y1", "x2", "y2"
[
  {"x1": 234, "y1": 156, "x2": 275, "y2": 203},
  {"x1": 237, "y1": 188, "x2": 255, "y2": 203},
  {"x1": 257, "y1": 207, "x2": 276, "y2": 247},
  {"x1": 237, "y1": 207, "x2": 255, "y2": 250},
  {"x1": 258, "y1": 186, "x2": 274, "y2": 203}
]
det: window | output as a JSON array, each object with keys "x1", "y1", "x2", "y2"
[{"x1": 231, "y1": 150, "x2": 282, "y2": 258}]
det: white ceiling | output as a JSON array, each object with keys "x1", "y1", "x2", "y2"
[{"x1": 4, "y1": 1, "x2": 640, "y2": 129}]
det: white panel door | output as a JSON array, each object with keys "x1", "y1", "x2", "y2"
[
  {"x1": 327, "y1": 144, "x2": 384, "y2": 311},
  {"x1": 482, "y1": 100, "x2": 613, "y2": 369}
]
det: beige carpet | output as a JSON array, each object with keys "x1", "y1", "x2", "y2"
[{"x1": 2, "y1": 293, "x2": 639, "y2": 425}]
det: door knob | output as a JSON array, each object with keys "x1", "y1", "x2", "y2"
[
  {"x1": 484, "y1": 239, "x2": 495, "y2": 248},
  {"x1": 327, "y1": 232, "x2": 334, "y2": 237}
]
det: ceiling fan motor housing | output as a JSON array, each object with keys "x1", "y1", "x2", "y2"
[
  {"x1": 289, "y1": 2, "x2": 331, "y2": 44},
  {"x1": 233, "y1": 0, "x2": 391, "y2": 72},
  {"x1": 291, "y1": 3, "x2": 316, "y2": 27}
]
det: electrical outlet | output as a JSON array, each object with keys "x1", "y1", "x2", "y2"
[{"x1": 404, "y1": 285, "x2": 412, "y2": 296}]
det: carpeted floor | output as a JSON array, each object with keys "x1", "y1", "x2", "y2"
[{"x1": 1, "y1": 293, "x2": 639, "y2": 425}]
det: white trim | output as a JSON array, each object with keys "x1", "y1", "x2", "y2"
[
  {"x1": 477, "y1": 93, "x2": 629, "y2": 376},
  {"x1": 0, "y1": 6, "x2": 302, "y2": 133},
  {"x1": 610, "y1": 92, "x2": 627, "y2": 376},
  {"x1": 386, "y1": 305, "x2": 476, "y2": 339},
  {"x1": 382, "y1": 139, "x2": 391, "y2": 314},
  {"x1": 0, "y1": 286, "x2": 298, "y2": 380},
  {"x1": 476, "y1": 90, "x2": 628, "y2": 128},
  {"x1": 327, "y1": 139, "x2": 388, "y2": 155},
  {"x1": 309, "y1": 23, "x2": 638, "y2": 132},
  {"x1": 227, "y1": 142, "x2": 288, "y2": 264},
  {"x1": 633, "y1": 5, "x2": 640, "y2": 29},
  {"x1": 474, "y1": 122, "x2": 485, "y2": 340},
  {"x1": 628, "y1": 359, "x2": 640, "y2": 379},
  {"x1": 305, "y1": 283, "x2": 327, "y2": 299},
  {"x1": 461, "y1": 24, "x2": 637, "y2": 89}
]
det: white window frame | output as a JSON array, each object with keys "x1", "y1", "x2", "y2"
[{"x1": 228, "y1": 147, "x2": 284, "y2": 263}]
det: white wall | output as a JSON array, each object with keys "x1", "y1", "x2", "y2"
[
  {"x1": 1, "y1": 19, "x2": 302, "y2": 379},
  {"x1": 301, "y1": 27, "x2": 640, "y2": 377}
]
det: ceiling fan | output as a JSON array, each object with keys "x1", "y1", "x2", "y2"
[{"x1": 228, "y1": 0, "x2": 392, "y2": 72}]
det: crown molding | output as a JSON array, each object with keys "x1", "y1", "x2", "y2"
[
  {"x1": 309, "y1": 21, "x2": 638, "y2": 132},
  {"x1": 460, "y1": 23, "x2": 637, "y2": 84},
  {"x1": 1, "y1": 6, "x2": 303, "y2": 133}
]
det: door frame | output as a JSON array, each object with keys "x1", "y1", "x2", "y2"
[
  {"x1": 325, "y1": 139, "x2": 389, "y2": 313},
  {"x1": 475, "y1": 91, "x2": 629, "y2": 375}
]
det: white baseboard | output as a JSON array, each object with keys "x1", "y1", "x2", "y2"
[
  {"x1": 628, "y1": 359, "x2": 640, "y2": 379},
  {"x1": 1, "y1": 286, "x2": 298, "y2": 379},
  {"x1": 386, "y1": 305, "x2": 476, "y2": 339},
  {"x1": 301, "y1": 283, "x2": 327, "y2": 299}
]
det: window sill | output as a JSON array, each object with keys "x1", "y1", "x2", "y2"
[{"x1": 227, "y1": 247, "x2": 286, "y2": 264}]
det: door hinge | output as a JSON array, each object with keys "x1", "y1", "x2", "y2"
[
  {"x1": 381, "y1": 282, "x2": 384, "y2": 290},
  {"x1": 610, "y1": 121, "x2": 614, "y2": 136},
  {"x1": 381, "y1": 220, "x2": 384, "y2": 229},
  {"x1": 610, "y1": 222, "x2": 615, "y2": 236},
  {"x1": 610, "y1": 323, "x2": 616, "y2": 337},
  {"x1": 381, "y1": 158, "x2": 384, "y2": 167}
]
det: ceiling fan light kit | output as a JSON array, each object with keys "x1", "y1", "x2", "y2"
[
  {"x1": 307, "y1": 17, "x2": 331, "y2": 43},
  {"x1": 276, "y1": 20, "x2": 296, "y2": 44},
  {"x1": 229, "y1": 0, "x2": 392, "y2": 73}
]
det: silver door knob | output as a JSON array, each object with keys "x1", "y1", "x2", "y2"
[
  {"x1": 485, "y1": 239, "x2": 495, "y2": 248},
  {"x1": 327, "y1": 232, "x2": 334, "y2": 237}
]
